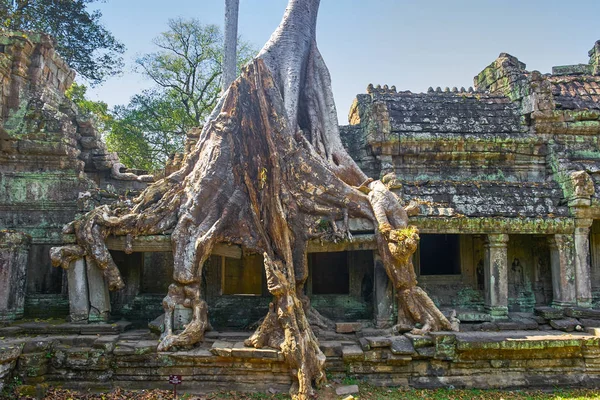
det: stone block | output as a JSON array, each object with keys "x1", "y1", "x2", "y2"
[
  {"x1": 253, "y1": 348, "x2": 280, "y2": 359},
  {"x1": 390, "y1": 336, "x2": 415, "y2": 355},
  {"x1": 550, "y1": 318, "x2": 581, "y2": 332},
  {"x1": 320, "y1": 341, "x2": 342, "y2": 357},
  {"x1": 535, "y1": 306, "x2": 564, "y2": 320},
  {"x1": 405, "y1": 333, "x2": 434, "y2": 349},
  {"x1": 457, "y1": 311, "x2": 493, "y2": 322},
  {"x1": 80, "y1": 323, "x2": 120, "y2": 335},
  {"x1": 479, "y1": 322, "x2": 498, "y2": 331},
  {"x1": 387, "y1": 353, "x2": 412, "y2": 364},
  {"x1": 0, "y1": 344, "x2": 23, "y2": 364},
  {"x1": 342, "y1": 345, "x2": 364, "y2": 361},
  {"x1": 22, "y1": 339, "x2": 53, "y2": 354},
  {"x1": 363, "y1": 349, "x2": 386, "y2": 362},
  {"x1": 365, "y1": 336, "x2": 391, "y2": 348},
  {"x1": 93, "y1": 335, "x2": 119, "y2": 353},
  {"x1": 358, "y1": 337, "x2": 370, "y2": 351},
  {"x1": 0, "y1": 326, "x2": 24, "y2": 337},
  {"x1": 511, "y1": 318, "x2": 539, "y2": 330},
  {"x1": 566, "y1": 308, "x2": 600, "y2": 320},
  {"x1": 360, "y1": 328, "x2": 390, "y2": 337},
  {"x1": 210, "y1": 341, "x2": 233, "y2": 357},
  {"x1": 148, "y1": 314, "x2": 164, "y2": 335},
  {"x1": 336, "y1": 385, "x2": 359, "y2": 396},
  {"x1": 336, "y1": 322, "x2": 362, "y2": 333},
  {"x1": 580, "y1": 319, "x2": 600, "y2": 328},
  {"x1": 231, "y1": 342, "x2": 254, "y2": 358}
]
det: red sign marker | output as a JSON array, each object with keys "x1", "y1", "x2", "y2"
[{"x1": 169, "y1": 375, "x2": 182, "y2": 397}]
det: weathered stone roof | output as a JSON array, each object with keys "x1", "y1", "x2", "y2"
[
  {"x1": 345, "y1": 40, "x2": 600, "y2": 223},
  {"x1": 549, "y1": 75, "x2": 600, "y2": 110},
  {"x1": 400, "y1": 180, "x2": 568, "y2": 218},
  {"x1": 351, "y1": 89, "x2": 524, "y2": 137}
]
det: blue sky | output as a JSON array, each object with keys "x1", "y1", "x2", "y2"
[{"x1": 87, "y1": 0, "x2": 600, "y2": 124}]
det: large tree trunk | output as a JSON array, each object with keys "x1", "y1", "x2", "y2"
[
  {"x1": 52, "y1": 1, "x2": 456, "y2": 398},
  {"x1": 222, "y1": 0, "x2": 239, "y2": 92}
]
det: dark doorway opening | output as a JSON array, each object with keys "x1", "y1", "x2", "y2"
[
  {"x1": 310, "y1": 252, "x2": 349, "y2": 294},
  {"x1": 419, "y1": 234, "x2": 461, "y2": 275}
]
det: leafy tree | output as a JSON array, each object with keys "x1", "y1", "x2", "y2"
[
  {"x1": 106, "y1": 18, "x2": 255, "y2": 171},
  {"x1": 107, "y1": 91, "x2": 180, "y2": 172},
  {"x1": 1, "y1": 0, "x2": 124, "y2": 84},
  {"x1": 66, "y1": 82, "x2": 113, "y2": 133}
]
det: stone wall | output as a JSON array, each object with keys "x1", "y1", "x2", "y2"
[
  {"x1": 3, "y1": 329, "x2": 600, "y2": 394},
  {"x1": 0, "y1": 31, "x2": 151, "y2": 320}
]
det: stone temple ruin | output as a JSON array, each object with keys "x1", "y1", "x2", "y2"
[{"x1": 3, "y1": 30, "x2": 600, "y2": 393}]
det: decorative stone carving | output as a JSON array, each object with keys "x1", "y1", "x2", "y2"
[{"x1": 568, "y1": 171, "x2": 595, "y2": 205}]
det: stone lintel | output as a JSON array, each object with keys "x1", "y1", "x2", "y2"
[
  {"x1": 411, "y1": 217, "x2": 574, "y2": 235},
  {"x1": 485, "y1": 233, "x2": 509, "y2": 247},
  {"x1": 101, "y1": 233, "x2": 379, "y2": 255}
]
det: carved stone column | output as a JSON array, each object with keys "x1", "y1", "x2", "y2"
[
  {"x1": 548, "y1": 234, "x2": 576, "y2": 308},
  {"x1": 574, "y1": 219, "x2": 593, "y2": 308},
  {"x1": 373, "y1": 252, "x2": 394, "y2": 328},
  {"x1": 565, "y1": 171, "x2": 594, "y2": 308},
  {"x1": 484, "y1": 234, "x2": 509, "y2": 318},
  {"x1": 86, "y1": 257, "x2": 111, "y2": 322},
  {"x1": 0, "y1": 231, "x2": 31, "y2": 322},
  {"x1": 67, "y1": 258, "x2": 90, "y2": 323}
]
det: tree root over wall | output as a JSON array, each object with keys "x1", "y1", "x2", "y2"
[{"x1": 51, "y1": 1, "x2": 456, "y2": 398}]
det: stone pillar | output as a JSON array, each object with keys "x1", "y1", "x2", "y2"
[
  {"x1": 484, "y1": 234, "x2": 509, "y2": 318},
  {"x1": 574, "y1": 219, "x2": 593, "y2": 308},
  {"x1": 86, "y1": 257, "x2": 111, "y2": 322},
  {"x1": 0, "y1": 231, "x2": 31, "y2": 322},
  {"x1": 174, "y1": 304, "x2": 193, "y2": 331},
  {"x1": 67, "y1": 258, "x2": 90, "y2": 323},
  {"x1": 548, "y1": 234, "x2": 576, "y2": 308},
  {"x1": 373, "y1": 252, "x2": 394, "y2": 328}
]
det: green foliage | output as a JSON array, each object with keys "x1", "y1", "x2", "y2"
[
  {"x1": 66, "y1": 82, "x2": 113, "y2": 134},
  {"x1": 107, "y1": 90, "x2": 179, "y2": 172},
  {"x1": 0, "y1": 375, "x2": 22, "y2": 398},
  {"x1": 1, "y1": 0, "x2": 125, "y2": 84},
  {"x1": 105, "y1": 18, "x2": 256, "y2": 171}
]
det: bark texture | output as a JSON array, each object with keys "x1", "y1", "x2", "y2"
[
  {"x1": 222, "y1": 0, "x2": 240, "y2": 92},
  {"x1": 51, "y1": 0, "x2": 455, "y2": 397}
]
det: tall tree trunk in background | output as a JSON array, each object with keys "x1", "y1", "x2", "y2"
[
  {"x1": 222, "y1": 0, "x2": 239, "y2": 92},
  {"x1": 52, "y1": 0, "x2": 456, "y2": 398}
]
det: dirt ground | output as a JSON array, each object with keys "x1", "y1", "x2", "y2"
[{"x1": 7, "y1": 385, "x2": 600, "y2": 400}]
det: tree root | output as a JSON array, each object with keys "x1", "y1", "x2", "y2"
[{"x1": 51, "y1": 1, "x2": 458, "y2": 397}]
